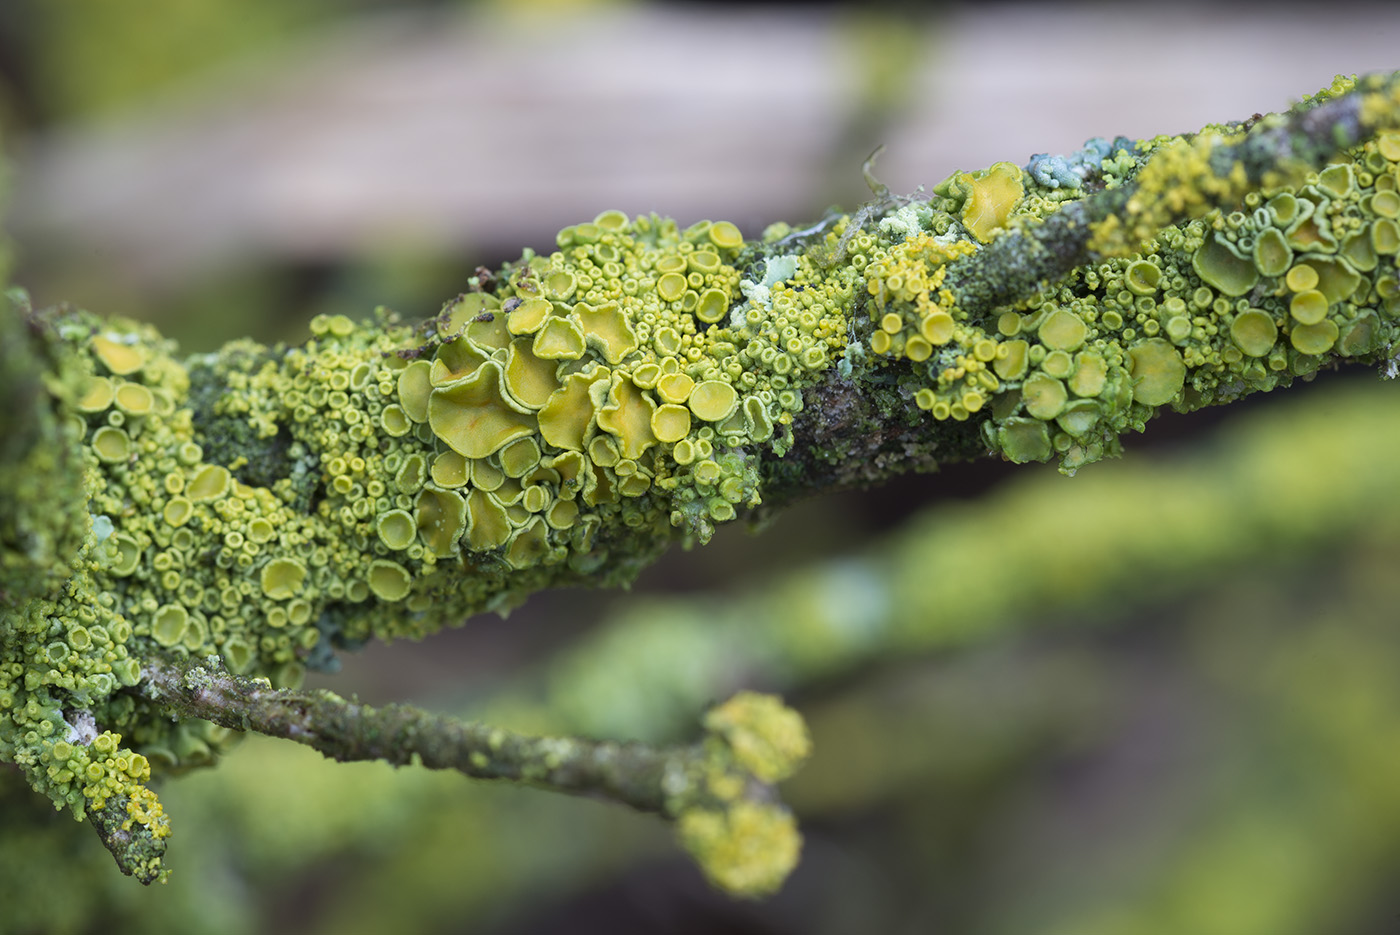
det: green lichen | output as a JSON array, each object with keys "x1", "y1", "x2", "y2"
[{"x1": 4, "y1": 74, "x2": 1400, "y2": 887}]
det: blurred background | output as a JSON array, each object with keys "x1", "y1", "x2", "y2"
[{"x1": 4, "y1": 2, "x2": 1400, "y2": 933}]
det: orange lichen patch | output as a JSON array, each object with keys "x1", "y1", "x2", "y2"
[
  {"x1": 689, "y1": 380, "x2": 738, "y2": 422},
  {"x1": 958, "y1": 162, "x2": 1024, "y2": 243},
  {"x1": 260, "y1": 557, "x2": 306, "y2": 600},
  {"x1": 1126, "y1": 339, "x2": 1186, "y2": 406},
  {"x1": 367, "y1": 559, "x2": 412, "y2": 602},
  {"x1": 396, "y1": 360, "x2": 434, "y2": 422},
  {"x1": 651, "y1": 403, "x2": 692, "y2": 444},
  {"x1": 507, "y1": 297, "x2": 553, "y2": 335},
  {"x1": 428, "y1": 361, "x2": 537, "y2": 459},
  {"x1": 439, "y1": 293, "x2": 500, "y2": 339},
  {"x1": 465, "y1": 488, "x2": 511, "y2": 551},
  {"x1": 416, "y1": 487, "x2": 467, "y2": 557},
  {"x1": 91, "y1": 335, "x2": 146, "y2": 375},
  {"x1": 532, "y1": 316, "x2": 586, "y2": 360},
  {"x1": 504, "y1": 339, "x2": 561, "y2": 410},
  {"x1": 539, "y1": 369, "x2": 607, "y2": 451},
  {"x1": 574, "y1": 301, "x2": 639, "y2": 363},
  {"x1": 597, "y1": 376, "x2": 658, "y2": 460}
]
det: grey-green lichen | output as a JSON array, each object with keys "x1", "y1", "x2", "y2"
[{"x1": 2, "y1": 73, "x2": 1399, "y2": 887}]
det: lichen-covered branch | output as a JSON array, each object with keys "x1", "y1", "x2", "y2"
[
  {"x1": 3, "y1": 71, "x2": 1400, "y2": 894},
  {"x1": 139, "y1": 656, "x2": 809, "y2": 896},
  {"x1": 942, "y1": 71, "x2": 1400, "y2": 317}
]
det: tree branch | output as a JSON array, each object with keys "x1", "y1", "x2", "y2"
[
  {"x1": 139, "y1": 656, "x2": 809, "y2": 896},
  {"x1": 3, "y1": 71, "x2": 1400, "y2": 896},
  {"x1": 943, "y1": 71, "x2": 1400, "y2": 318}
]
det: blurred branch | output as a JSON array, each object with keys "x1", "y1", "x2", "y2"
[{"x1": 139, "y1": 656, "x2": 809, "y2": 897}]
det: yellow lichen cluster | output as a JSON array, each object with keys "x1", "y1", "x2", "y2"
[
  {"x1": 675, "y1": 692, "x2": 810, "y2": 898},
  {"x1": 383, "y1": 209, "x2": 849, "y2": 562},
  {"x1": 6, "y1": 74, "x2": 1399, "y2": 887},
  {"x1": 1, "y1": 210, "x2": 854, "y2": 854},
  {"x1": 857, "y1": 88, "x2": 1400, "y2": 470}
]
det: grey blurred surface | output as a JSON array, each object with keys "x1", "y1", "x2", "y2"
[{"x1": 10, "y1": 3, "x2": 1399, "y2": 292}]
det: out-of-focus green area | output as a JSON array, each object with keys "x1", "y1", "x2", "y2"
[
  {"x1": 22, "y1": 0, "x2": 346, "y2": 122},
  {"x1": 6, "y1": 4, "x2": 1400, "y2": 934}
]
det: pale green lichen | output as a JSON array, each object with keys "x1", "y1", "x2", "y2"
[{"x1": 4, "y1": 75, "x2": 1400, "y2": 887}]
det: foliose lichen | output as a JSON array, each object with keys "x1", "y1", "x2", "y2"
[{"x1": 3, "y1": 74, "x2": 1398, "y2": 885}]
